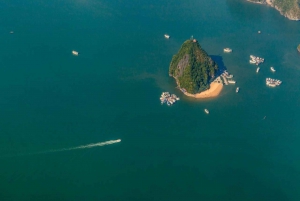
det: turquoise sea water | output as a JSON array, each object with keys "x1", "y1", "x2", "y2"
[{"x1": 0, "y1": 0, "x2": 300, "y2": 200}]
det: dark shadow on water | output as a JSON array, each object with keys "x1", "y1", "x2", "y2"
[{"x1": 210, "y1": 55, "x2": 226, "y2": 75}]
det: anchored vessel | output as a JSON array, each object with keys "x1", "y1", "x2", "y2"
[
  {"x1": 204, "y1": 109, "x2": 209, "y2": 114},
  {"x1": 72, "y1": 50, "x2": 79, "y2": 56},
  {"x1": 236, "y1": 87, "x2": 239, "y2": 93},
  {"x1": 164, "y1": 34, "x2": 170, "y2": 39},
  {"x1": 270, "y1": 67, "x2": 276, "y2": 72},
  {"x1": 224, "y1": 48, "x2": 232, "y2": 53},
  {"x1": 228, "y1": 80, "x2": 236, "y2": 84},
  {"x1": 256, "y1": 67, "x2": 260, "y2": 73}
]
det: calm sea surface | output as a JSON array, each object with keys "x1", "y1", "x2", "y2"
[{"x1": 0, "y1": 0, "x2": 299, "y2": 200}]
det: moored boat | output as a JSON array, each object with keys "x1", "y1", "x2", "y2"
[
  {"x1": 164, "y1": 34, "x2": 170, "y2": 39},
  {"x1": 204, "y1": 109, "x2": 209, "y2": 114},
  {"x1": 236, "y1": 87, "x2": 239, "y2": 93},
  {"x1": 72, "y1": 50, "x2": 79, "y2": 56},
  {"x1": 228, "y1": 80, "x2": 236, "y2": 84},
  {"x1": 256, "y1": 67, "x2": 260, "y2": 73},
  {"x1": 270, "y1": 67, "x2": 276, "y2": 72},
  {"x1": 224, "y1": 48, "x2": 232, "y2": 53}
]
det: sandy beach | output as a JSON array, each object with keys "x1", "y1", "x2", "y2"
[{"x1": 183, "y1": 82, "x2": 223, "y2": 98}]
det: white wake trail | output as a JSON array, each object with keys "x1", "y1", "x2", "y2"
[
  {"x1": 49, "y1": 139, "x2": 121, "y2": 153},
  {"x1": 1, "y1": 139, "x2": 121, "y2": 158}
]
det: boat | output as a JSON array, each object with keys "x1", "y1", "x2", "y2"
[
  {"x1": 270, "y1": 67, "x2": 276, "y2": 72},
  {"x1": 249, "y1": 60, "x2": 256, "y2": 64},
  {"x1": 224, "y1": 48, "x2": 232, "y2": 53},
  {"x1": 256, "y1": 67, "x2": 260, "y2": 73},
  {"x1": 204, "y1": 109, "x2": 209, "y2": 114},
  {"x1": 228, "y1": 80, "x2": 236, "y2": 84},
  {"x1": 267, "y1": 83, "x2": 276, "y2": 87},
  {"x1": 72, "y1": 50, "x2": 79, "y2": 56},
  {"x1": 258, "y1": 30, "x2": 261, "y2": 34},
  {"x1": 10, "y1": 31, "x2": 14, "y2": 34},
  {"x1": 164, "y1": 34, "x2": 170, "y2": 39},
  {"x1": 236, "y1": 87, "x2": 239, "y2": 93}
]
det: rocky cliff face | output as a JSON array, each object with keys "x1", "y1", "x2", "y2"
[
  {"x1": 248, "y1": 0, "x2": 300, "y2": 20},
  {"x1": 169, "y1": 40, "x2": 218, "y2": 94}
]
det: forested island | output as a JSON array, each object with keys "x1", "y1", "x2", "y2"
[
  {"x1": 169, "y1": 39, "x2": 218, "y2": 95},
  {"x1": 247, "y1": 0, "x2": 300, "y2": 20}
]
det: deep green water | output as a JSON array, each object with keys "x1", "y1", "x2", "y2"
[{"x1": 0, "y1": 0, "x2": 300, "y2": 200}]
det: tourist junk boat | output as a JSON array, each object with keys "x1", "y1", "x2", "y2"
[
  {"x1": 270, "y1": 67, "x2": 276, "y2": 72},
  {"x1": 223, "y1": 48, "x2": 232, "y2": 53},
  {"x1": 164, "y1": 34, "x2": 170, "y2": 39},
  {"x1": 236, "y1": 87, "x2": 239, "y2": 93},
  {"x1": 204, "y1": 109, "x2": 209, "y2": 114},
  {"x1": 256, "y1": 67, "x2": 260, "y2": 73},
  {"x1": 72, "y1": 50, "x2": 79, "y2": 56}
]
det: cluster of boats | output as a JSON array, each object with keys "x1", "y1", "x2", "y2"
[
  {"x1": 224, "y1": 48, "x2": 232, "y2": 53},
  {"x1": 221, "y1": 70, "x2": 236, "y2": 84},
  {"x1": 249, "y1": 55, "x2": 264, "y2": 65},
  {"x1": 160, "y1": 92, "x2": 180, "y2": 106},
  {"x1": 266, "y1": 78, "x2": 282, "y2": 87}
]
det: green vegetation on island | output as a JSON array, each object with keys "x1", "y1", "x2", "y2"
[
  {"x1": 169, "y1": 39, "x2": 218, "y2": 94},
  {"x1": 248, "y1": 0, "x2": 300, "y2": 20}
]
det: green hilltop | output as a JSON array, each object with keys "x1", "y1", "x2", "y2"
[
  {"x1": 248, "y1": 0, "x2": 300, "y2": 20},
  {"x1": 169, "y1": 39, "x2": 218, "y2": 94}
]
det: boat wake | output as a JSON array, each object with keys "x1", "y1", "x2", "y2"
[
  {"x1": 1, "y1": 139, "x2": 121, "y2": 158},
  {"x1": 48, "y1": 139, "x2": 121, "y2": 153}
]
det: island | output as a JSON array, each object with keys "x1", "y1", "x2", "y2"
[
  {"x1": 169, "y1": 39, "x2": 222, "y2": 98},
  {"x1": 298, "y1": 44, "x2": 300, "y2": 52},
  {"x1": 247, "y1": 0, "x2": 300, "y2": 21}
]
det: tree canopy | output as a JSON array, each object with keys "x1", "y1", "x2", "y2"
[{"x1": 169, "y1": 40, "x2": 218, "y2": 94}]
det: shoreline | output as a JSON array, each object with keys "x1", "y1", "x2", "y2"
[
  {"x1": 175, "y1": 76, "x2": 223, "y2": 99},
  {"x1": 183, "y1": 82, "x2": 223, "y2": 98},
  {"x1": 247, "y1": 0, "x2": 300, "y2": 21}
]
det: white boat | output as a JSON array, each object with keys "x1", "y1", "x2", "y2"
[
  {"x1": 228, "y1": 80, "x2": 236, "y2": 84},
  {"x1": 10, "y1": 31, "x2": 14, "y2": 34},
  {"x1": 204, "y1": 109, "x2": 209, "y2": 114},
  {"x1": 224, "y1": 48, "x2": 232, "y2": 53},
  {"x1": 164, "y1": 34, "x2": 170, "y2": 39},
  {"x1": 72, "y1": 50, "x2": 79, "y2": 56},
  {"x1": 236, "y1": 87, "x2": 239, "y2": 93},
  {"x1": 267, "y1": 83, "x2": 276, "y2": 87},
  {"x1": 256, "y1": 67, "x2": 260, "y2": 73},
  {"x1": 249, "y1": 60, "x2": 256, "y2": 64},
  {"x1": 270, "y1": 67, "x2": 276, "y2": 72}
]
